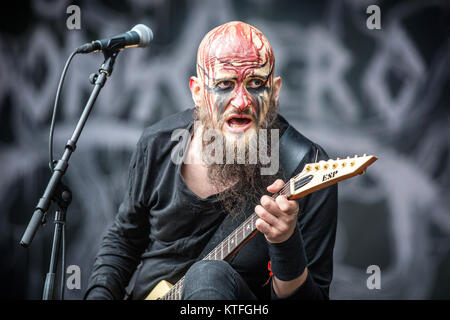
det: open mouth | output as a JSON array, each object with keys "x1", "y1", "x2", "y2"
[{"x1": 225, "y1": 114, "x2": 254, "y2": 133}]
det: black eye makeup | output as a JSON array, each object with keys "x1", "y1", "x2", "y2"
[
  {"x1": 246, "y1": 78, "x2": 266, "y2": 89},
  {"x1": 207, "y1": 75, "x2": 269, "y2": 96},
  {"x1": 216, "y1": 80, "x2": 234, "y2": 90}
]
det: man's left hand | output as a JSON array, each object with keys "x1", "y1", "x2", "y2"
[{"x1": 255, "y1": 179, "x2": 299, "y2": 243}]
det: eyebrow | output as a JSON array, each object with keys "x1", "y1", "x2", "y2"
[
  {"x1": 213, "y1": 73, "x2": 271, "y2": 82},
  {"x1": 197, "y1": 63, "x2": 274, "y2": 82},
  {"x1": 213, "y1": 77, "x2": 237, "y2": 83},
  {"x1": 247, "y1": 74, "x2": 270, "y2": 80}
]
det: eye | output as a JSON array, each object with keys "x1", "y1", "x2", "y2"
[
  {"x1": 216, "y1": 80, "x2": 233, "y2": 90},
  {"x1": 247, "y1": 78, "x2": 265, "y2": 89}
]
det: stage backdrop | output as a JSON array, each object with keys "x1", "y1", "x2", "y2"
[{"x1": 1, "y1": 0, "x2": 449, "y2": 299}]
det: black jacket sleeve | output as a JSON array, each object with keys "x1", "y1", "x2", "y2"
[{"x1": 84, "y1": 139, "x2": 151, "y2": 300}]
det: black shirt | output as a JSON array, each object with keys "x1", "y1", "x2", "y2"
[{"x1": 85, "y1": 108, "x2": 338, "y2": 300}]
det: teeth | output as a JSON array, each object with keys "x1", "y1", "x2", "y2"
[{"x1": 228, "y1": 118, "x2": 251, "y2": 127}]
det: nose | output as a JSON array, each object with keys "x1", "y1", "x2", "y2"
[{"x1": 230, "y1": 86, "x2": 251, "y2": 111}]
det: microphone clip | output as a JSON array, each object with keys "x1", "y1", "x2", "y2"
[{"x1": 99, "y1": 49, "x2": 119, "y2": 78}]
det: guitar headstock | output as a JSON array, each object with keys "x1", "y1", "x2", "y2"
[{"x1": 288, "y1": 154, "x2": 377, "y2": 200}]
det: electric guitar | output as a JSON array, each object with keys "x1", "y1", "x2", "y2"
[{"x1": 145, "y1": 154, "x2": 377, "y2": 300}]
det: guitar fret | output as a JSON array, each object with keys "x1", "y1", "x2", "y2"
[
  {"x1": 216, "y1": 242, "x2": 220, "y2": 260},
  {"x1": 237, "y1": 228, "x2": 242, "y2": 243},
  {"x1": 228, "y1": 232, "x2": 233, "y2": 253},
  {"x1": 177, "y1": 278, "x2": 183, "y2": 299},
  {"x1": 232, "y1": 231, "x2": 237, "y2": 249}
]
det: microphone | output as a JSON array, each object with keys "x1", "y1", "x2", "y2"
[{"x1": 76, "y1": 24, "x2": 153, "y2": 54}]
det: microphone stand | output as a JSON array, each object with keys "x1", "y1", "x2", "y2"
[{"x1": 20, "y1": 49, "x2": 120, "y2": 300}]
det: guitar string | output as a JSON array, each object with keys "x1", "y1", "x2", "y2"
[{"x1": 200, "y1": 177, "x2": 296, "y2": 264}]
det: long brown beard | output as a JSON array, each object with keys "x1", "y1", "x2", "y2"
[{"x1": 194, "y1": 103, "x2": 282, "y2": 218}]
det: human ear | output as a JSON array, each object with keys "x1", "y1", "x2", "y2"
[
  {"x1": 271, "y1": 76, "x2": 282, "y2": 103},
  {"x1": 189, "y1": 76, "x2": 203, "y2": 106}
]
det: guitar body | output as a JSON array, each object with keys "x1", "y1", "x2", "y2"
[{"x1": 145, "y1": 280, "x2": 173, "y2": 300}]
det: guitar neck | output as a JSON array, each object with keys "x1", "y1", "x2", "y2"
[{"x1": 160, "y1": 187, "x2": 291, "y2": 300}]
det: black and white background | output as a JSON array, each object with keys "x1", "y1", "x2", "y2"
[{"x1": 0, "y1": 0, "x2": 449, "y2": 300}]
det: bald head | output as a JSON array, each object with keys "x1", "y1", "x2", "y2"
[
  {"x1": 196, "y1": 21, "x2": 275, "y2": 82},
  {"x1": 190, "y1": 21, "x2": 281, "y2": 138}
]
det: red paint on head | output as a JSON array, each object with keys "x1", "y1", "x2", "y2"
[
  {"x1": 231, "y1": 85, "x2": 251, "y2": 111},
  {"x1": 196, "y1": 21, "x2": 275, "y2": 116}
]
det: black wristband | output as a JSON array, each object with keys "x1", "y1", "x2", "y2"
[
  {"x1": 84, "y1": 271, "x2": 124, "y2": 300},
  {"x1": 85, "y1": 286, "x2": 114, "y2": 300},
  {"x1": 267, "y1": 227, "x2": 307, "y2": 281}
]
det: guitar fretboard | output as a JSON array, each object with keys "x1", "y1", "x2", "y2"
[{"x1": 160, "y1": 180, "x2": 293, "y2": 300}]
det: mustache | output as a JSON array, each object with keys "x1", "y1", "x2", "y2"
[{"x1": 218, "y1": 109, "x2": 257, "y2": 125}]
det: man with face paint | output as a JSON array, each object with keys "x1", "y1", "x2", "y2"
[{"x1": 85, "y1": 21, "x2": 337, "y2": 300}]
